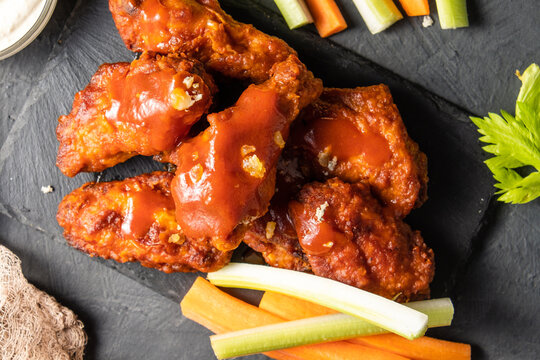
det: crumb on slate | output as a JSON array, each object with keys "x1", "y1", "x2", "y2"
[{"x1": 41, "y1": 185, "x2": 54, "y2": 194}]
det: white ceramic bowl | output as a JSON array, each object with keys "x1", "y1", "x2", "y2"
[{"x1": 0, "y1": 0, "x2": 58, "y2": 60}]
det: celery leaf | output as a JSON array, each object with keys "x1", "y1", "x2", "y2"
[{"x1": 470, "y1": 63, "x2": 540, "y2": 204}]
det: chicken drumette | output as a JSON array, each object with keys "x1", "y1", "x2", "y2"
[
  {"x1": 57, "y1": 172, "x2": 232, "y2": 273},
  {"x1": 57, "y1": 53, "x2": 215, "y2": 177}
]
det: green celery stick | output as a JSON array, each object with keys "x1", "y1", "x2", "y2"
[
  {"x1": 274, "y1": 0, "x2": 314, "y2": 29},
  {"x1": 207, "y1": 263, "x2": 428, "y2": 340},
  {"x1": 436, "y1": 0, "x2": 469, "y2": 29},
  {"x1": 210, "y1": 298, "x2": 454, "y2": 359},
  {"x1": 351, "y1": 0, "x2": 403, "y2": 34}
]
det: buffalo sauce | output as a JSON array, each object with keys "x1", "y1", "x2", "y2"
[
  {"x1": 289, "y1": 201, "x2": 347, "y2": 256},
  {"x1": 303, "y1": 117, "x2": 392, "y2": 167},
  {"x1": 106, "y1": 66, "x2": 194, "y2": 152},
  {"x1": 172, "y1": 86, "x2": 287, "y2": 240},
  {"x1": 121, "y1": 188, "x2": 174, "y2": 240}
]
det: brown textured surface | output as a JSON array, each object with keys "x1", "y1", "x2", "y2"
[
  {"x1": 290, "y1": 179, "x2": 434, "y2": 301},
  {"x1": 56, "y1": 53, "x2": 214, "y2": 177},
  {"x1": 109, "y1": 0, "x2": 295, "y2": 83},
  {"x1": 57, "y1": 171, "x2": 232, "y2": 273},
  {"x1": 293, "y1": 86, "x2": 428, "y2": 217}
]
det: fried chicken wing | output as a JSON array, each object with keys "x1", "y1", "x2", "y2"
[
  {"x1": 57, "y1": 53, "x2": 215, "y2": 177},
  {"x1": 292, "y1": 86, "x2": 428, "y2": 217},
  {"x1": 109, "y1": 0, "x2": 295, "y2": 83},
  {"x1": 168, "y1": 55, "x2": 322, "y2": 251},
  {"x1": 242, "y1": 86, "x2": 428, "y2": 273},
  {"x1": 289, "y1": 179, "x2": 434, "y2": 300},
  {"x1": 57, "y1": 171, "x2": 232, "y2": 273}
]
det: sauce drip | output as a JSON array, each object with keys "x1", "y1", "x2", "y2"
[
  {"x1": 121, "y1": 189, "x2": 174, "y2": 240},
  {"x1": 289, "y1": 201, "x2": 347, "y2": 256},
  {"x1": 303, "y1": 117, "x2": 392, "y2": 167}
]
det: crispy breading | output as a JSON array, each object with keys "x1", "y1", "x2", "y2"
[
  {"x1": 57, "y1": 172, "x2": 232, "y2": 273},
  {"x1": 109, "y1": 0, "x2": 295, "y2": 83},
  {"x1": 290, "y1": 179, "x2": 434, "y2": 301},
  {"x1": 292, "y1": 86, "x2": 428, "y2": 217},
  {"x1": 56, "y1": 53, "x2": 215, "y2": 177}
]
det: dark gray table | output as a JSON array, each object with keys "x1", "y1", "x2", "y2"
[{"x1": 0, "y1": 0, "x2": 538, "y2": 359}]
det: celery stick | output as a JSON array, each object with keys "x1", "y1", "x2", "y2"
[
  {"x1": 351, "y1": 0, "x2": 403, "y2": 34},
  {"x1": 210, "y1": 298, "x2": 454, "y2": 359},
  {"x1": 274, "y1": 0, "x2": 314, "y2": 29},
  {"x1": 435, "y1": 0, "x2": 469, "y2": 29},
  {"x1": 207, "y1": 263, "x2": 428, "y2": 340}
]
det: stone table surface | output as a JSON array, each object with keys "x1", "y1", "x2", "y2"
[{"x1": 0, "y1": 0, "x2": 538, "y2": 359}]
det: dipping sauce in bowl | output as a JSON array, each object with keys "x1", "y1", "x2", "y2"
[{"x1": 0, "y1": 0, "x2": 57, "y2": 60}]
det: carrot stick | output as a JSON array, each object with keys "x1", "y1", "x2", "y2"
[
  {"x1": 305, "y1": 0, "x2": 347, "y2": 37},
  {"x1": 260, "y1": 292, "x2": 471, "y2": 360},
  {"x1": 397, "y1": 0, "x2": 430, "y2": 16},
  {"x1": 181, "y1": 277, "x2": 410, "y2": 360}
]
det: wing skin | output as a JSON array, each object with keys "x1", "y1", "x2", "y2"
[
  {"x1": 292, "y1": 85, "x2": 428, "y2": 218},
  {"x1": 57, "y1": 171, "x2": 232, "y2": 273},
  {"x1": 289, "y1": 179, "x2": 434, "y2": 301},
  {"x1": 168, "y1": 55, "x2": 322, "y2": 251},
  {"x1": 109, "y1": 0, "x2": 295, "y2": 83},
  {"x1": 56, "y1": 53, "x2": 215, "y2": 177}
]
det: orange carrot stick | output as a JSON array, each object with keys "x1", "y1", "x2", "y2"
[
  {"x1": 181, "y1": 277, "x2": 409, "y2": 360},
  {"x1": 305, "y1": 0, "x2": 347, "y2": 37},
  {"x1": 397, "y1": 0, "x2": 430, "y2": 16},
  {"x1": 259, "y1": 291, "x2": 471, "y2": 360}
]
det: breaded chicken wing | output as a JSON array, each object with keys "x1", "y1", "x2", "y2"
[
  {"x1": 242, "y1": 86, "x2": 428, "y2": 274},
  {"x1": 57, "y1": 53, "x2": 215, "y2": 177},
  {"x1": 289, "y1": 179, "x2": 434, "y2": 300},
  {"x1": 57, "y1": 172, "x2": 232, "y2": 273},
  {"x1": 292, "y1": 86, "x2": 428, "y2": 217},
  {"x1": 168, "y1": 55, "x2": 322, "y2": 251},
  {"x1": 109, "y1": 0, "x2": 295, "y2": 83}
]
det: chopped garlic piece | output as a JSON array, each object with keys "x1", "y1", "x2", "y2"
[
  {"x1": 242, "y1": 154, "x2": 266, "y2": 178},
  {"x1": 265, "y1": 221, "x2": 276, "y2": 239},
  {"x1": 40, "y1": 185, "x2": 54, "y2": 194},
  {"x1": 189, "y1": 164, "x2": 204, "y2": 183},
  {"x1": 315, "y1": 201, "x2": 329, "y2": 222},
  {"x1": 168, "y1": 233, "x2": 185, "y2": 245},
  {"x1": 192, "y1": 151, "x2": 199, "y2": 161},
  {"x1": 183, "y1": 76, "x2": 194, "y2": 88},
  {"x1": 241, "y1": 145, "x2": 256, "y2": 157},
  {"x1": 273, "y1": 131, "x2": 285, "y2": 149},
  {"x1": 323, "y1": 241, "x2": 334, "y2": 248},
  {"x1": 327, "y1": 156, "x2": 338, "y2": 171},
  {"x1": 170, "y1": 88, "x2": 195, "y2": 111}
]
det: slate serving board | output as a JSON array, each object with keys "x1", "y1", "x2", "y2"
[{"x1": 0, "y1": 0, "x2": 500, "y2": 357}]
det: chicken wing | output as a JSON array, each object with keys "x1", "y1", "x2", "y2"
[
  {"x1": 109, "y1": 0, "x2": 295, "y2": 83},
  {"x1": 57, "y1": 53, "x2": 215, "y2": 177},
  {"x1": 289, "y1": 178, "x2": 434, "y2": 300},
  {"x1": 168, "y1": 55, "x2": 322, "y2": 251},
  {"x1": 292, "y1": 86, "x2": 428, "y2": 217},
  {"x1": 57, "y1": 171, "x2": 232, "y2": 273},
  {"x1": 242, "y1": 86, "x2": 429, "y2": 273}
]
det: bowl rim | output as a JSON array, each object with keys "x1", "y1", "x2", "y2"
[{"x1": 0, "y1": 0, "x2": 58, "y2": 61}]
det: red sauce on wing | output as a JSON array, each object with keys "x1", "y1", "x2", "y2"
[
  {"x1": 303, "y1": 117, "x2": 391, "y2": 167},
  {"x1": 121, "y1": 189, "x2": 174, "y2": 239},
  {"x1": 289, "y1": 201, "x2": 347, "y2": 256},
  {"x1": 106, "y1": 67, "x2": 197, "y2": 152},
  {"x1": 172, "y1": 86, "x2": 287, "y2": 241}
]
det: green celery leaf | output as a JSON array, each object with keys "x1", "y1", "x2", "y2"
[{"x1": 470, "y1": 63, "x2": 540, "y2": 204}]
